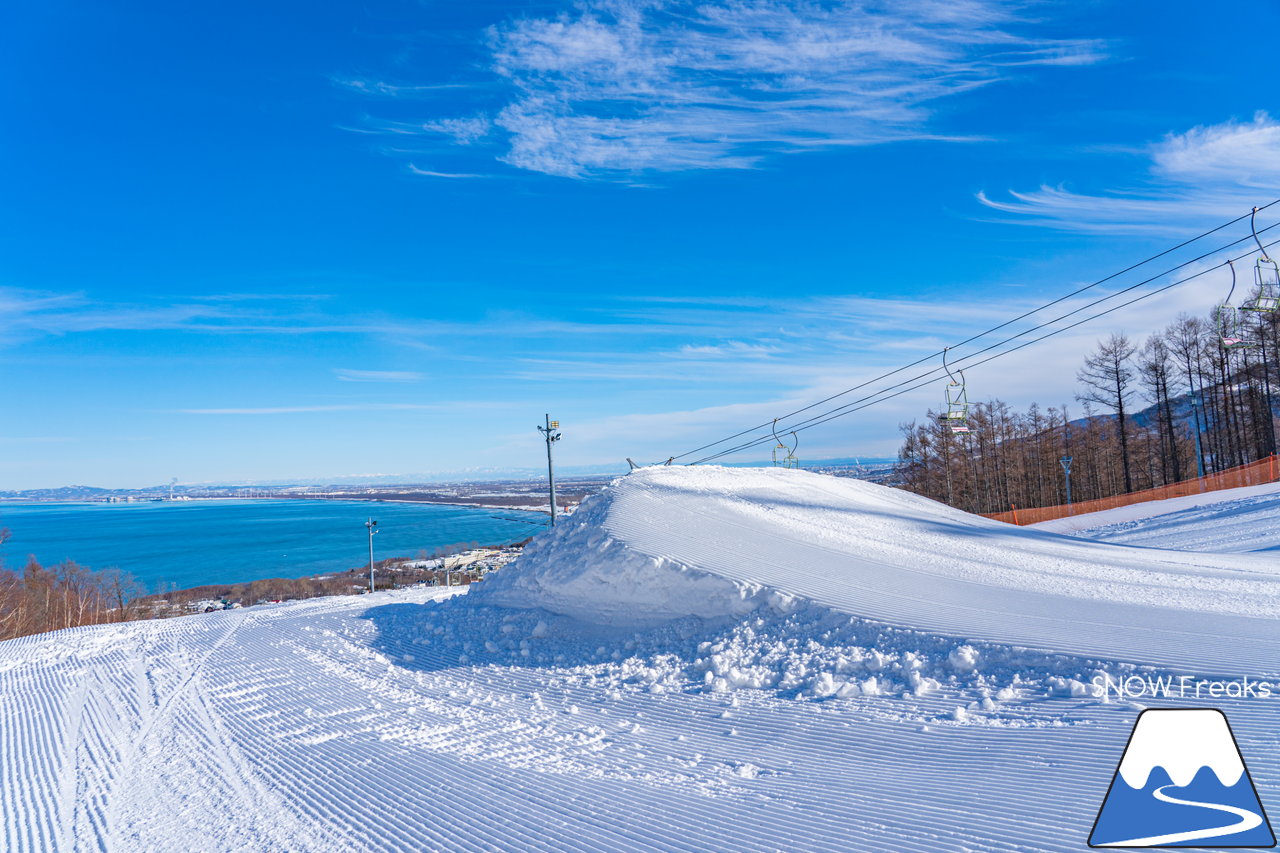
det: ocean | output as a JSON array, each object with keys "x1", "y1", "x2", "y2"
[{"x1": 0, "y1": 499, "x2": 547, "y2": 592}]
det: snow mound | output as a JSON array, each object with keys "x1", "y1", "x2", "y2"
[
  {"x1": 474, "y1": 479, "x2": 772, "y2": 625},
  {"x1": 475, "y1": 466, "x2": 1280, "y2": 674}
]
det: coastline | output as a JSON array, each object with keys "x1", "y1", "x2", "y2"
[
  {"x1": 0, "y1": 495, "x2": 563, "y2": 514},
  {"x1": 335, "y1": 497, "x2": 555, "y2": 514},
  {"x1": 142, "y1": 536, "x2": 529, "y2": 615},
  {"x1": 0, "y1": 499, "x2": 550, "y2": 595},
  {"x1": 0, "y1": 495, "x2": 578, "y2": 515}
]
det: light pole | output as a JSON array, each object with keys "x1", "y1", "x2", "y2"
[
  {"x1": 1190, "y1": 389, "x2": 1206, "y2": 481},
  {"x1": 1059, "y1": 455, "x2": 1073, "y2": 513},
  {"x1": 365, "y1": 519, "x2": 378, "y2": 593},
  {"x1": 537, "y1": 414, "x2": 562, "y2": 526}
]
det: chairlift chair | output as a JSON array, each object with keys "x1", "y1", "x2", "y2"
[
  {"x1": 770, "y1": 419, "x2": 800, "y2": 468},
  {"x1": 782, "y1": 431, "x2": 800, "y2": 469},
  {"x1": 1215, "y1": 305, "x2": 1254, "y2": 349},
  {"x1": 937, "y1": 347, "x2": 971, "y2": 434},
  {"x1": 1245, "y1": 257, "x2": 1280, "y2": 313},
  {"x1": 1243, "y1": 207, "x2": 1280, "y2": 313},
  {"x1": 1217, "y1": 260, "x2": 1257, "y2": 349}
]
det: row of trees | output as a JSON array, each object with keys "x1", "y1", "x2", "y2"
[
  {"x1": 150, "y1": 573, "x2": 367, "y2": 613},
  {"x1": 1, "y1": 532, "x2": 527, "y2": 641},
  {"x1": 897, "y1": 309, "x2": 1280, "y2": 515},
  {"x1": 0, "y1": 555, "x2": 146, "y2": 641}
]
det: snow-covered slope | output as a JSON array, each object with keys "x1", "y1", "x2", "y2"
[
  {"x1": 2, "y1": 466, "x2": 1278, "y2": 852},
  {"x1": 1034, "y1": 480, "x2": 1280, "y2": 553},
  {"x1": 479, "y1": 467, "x2": 1280, "y2": 672}
]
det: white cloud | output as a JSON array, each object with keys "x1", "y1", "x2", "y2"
[
  {"x1": 1152, "y1": 113, "x2": 1280, "y2": 186},
  {"x1": 332, "y1": 78, "x2": 477, "y2": 98},
  {"x1": 0, "y1": 288, "x2": 251, "y2": 339},
  {"x1": 360, "y1": 0, "x2": 1103, "y2": 179},
  {"x1": 333, "y1": 369, "x2": 424, "y2": 383},
  {"x1": 423, "y1": 116, "x2": 493, "y2": 145},
  {"x1": 676, "y1": 340, "x2": 782, "y2": 357},
  {"x1": 180, "y1": 404, "x2": 442, "y2": 415},
  {"x1": 406, "y1": 164, "x2": 490, "y2": 179},
  {"x1": 979, "y1": 112, "x2": 1280, "y2": 233}
]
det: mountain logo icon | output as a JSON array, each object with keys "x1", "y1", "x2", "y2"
[{"x1": 1089, "y1": 708, "x2": 1275, "y2": 848}]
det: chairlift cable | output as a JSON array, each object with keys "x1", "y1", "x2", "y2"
[
  {"x1": 687, "y1": 232, "x2": 1280, "y2": 464},
  {"x1": 669, "y1": 199, "x2": 1280, "y2": 463},
  {"x1": 690, "y1": 226, "x2": 1280, "y2": 462}
]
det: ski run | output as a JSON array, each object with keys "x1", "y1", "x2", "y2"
[{"x1": 3, "y1": 466, "x2": 1279, "y2": 852}]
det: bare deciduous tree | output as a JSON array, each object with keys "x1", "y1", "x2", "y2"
[
  {"x1": 1076, "y1": 333, "x2": 1138, "y2": 493},
  {"x1": 897, "y1": 305, "x2": 1277, "y2": 513}
]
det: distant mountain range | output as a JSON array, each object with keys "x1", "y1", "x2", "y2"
[
  {"x1": 0, "y1": 457, "x2": 901, "y2": 501},
  {"x1": 1068, "y1": 381, "x2": 1277, "y2": 434}
]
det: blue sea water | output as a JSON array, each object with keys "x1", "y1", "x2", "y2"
[{"x1": 0, "y1": 500, "x2": 547, "y2": 592}]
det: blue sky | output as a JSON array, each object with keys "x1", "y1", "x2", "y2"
[{"x1": 3, "y1": 0, "x2": 1279, "y2": 488}]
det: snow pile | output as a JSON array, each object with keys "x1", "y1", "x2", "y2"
[
  {"x1": 473, "y1": 487, "x2": 771, "y2": 625},
  {"x1": 477, "y1": 466, "x2": 1280, "y2": 673},
  {"x1": 410, "y1": 592, "x2": 1113, "y2": 711}
]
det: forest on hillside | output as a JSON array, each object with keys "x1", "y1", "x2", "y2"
[{"x1": 897, "y1": 310, "x2": 1280, "y2": 515}]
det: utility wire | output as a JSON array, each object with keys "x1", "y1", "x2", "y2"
[
  {"x1": 687, "y1": 229, "x2": 1280, "y2": 465},
  {"x1": 670, "y1": 199, "x2": 1280, "y2": 463}
]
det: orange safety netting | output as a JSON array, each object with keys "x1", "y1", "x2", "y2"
[{"x1": 984, "y1": 454, "x2": 1280, "y2": 525}]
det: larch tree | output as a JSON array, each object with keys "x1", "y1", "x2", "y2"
[{"x1": 1076, "y1": 333, "x2": 1138, "y2": 493}]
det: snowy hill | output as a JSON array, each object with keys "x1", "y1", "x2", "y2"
[
  {"x1": 480, "y1": 467, "x2": 1280, "y2": 671},
  {"x1": 1035, "y1": 480, "x2": 1280, "y2": 553},
  {"x1": 2, "y1": 466, "x2": 1278, "y2": 851}
]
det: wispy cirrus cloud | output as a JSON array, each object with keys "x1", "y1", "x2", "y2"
[
  {"x1": 406, "y1": 164, "x2": 490, "y2": 179},
  {"x1": 0, "y1": 289, "x2": 398, "y2": 349},
  {"x1": 177, "y1": 401, "x2": 517, "y2": 416},
  {"x1": 333, "y1": 369, "x2": 424, "y2": 383},
  {"x1": 676, "y1": 340, "x2": 782, "y2": 357},
  {"x1": 332, "y1": 78, "x2": 479, "y2": 98},
  {"x1": 353, "y1": 0, "x2": 1105, "y2": 179},
  {"x1": 979, "y1": 112, "x2": 1280, "y2": 233},
  {"x1": 179, "y1": 404, "x2": 441, "y2": 415},
  {"x1": 0, "y1": 286, "x2": 767, "y2": 346},
  {"x1": 0, "y1": 289, "x2": 250, "y2": 339}
]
